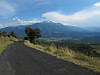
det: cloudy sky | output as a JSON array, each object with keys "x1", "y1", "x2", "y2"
[{"x1": 0, "y1": 0, "x2": 100, "y2": 28}]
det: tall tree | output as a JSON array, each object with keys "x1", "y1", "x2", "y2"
[
  {"x1": 10, "y1": 31, "x2": 17, "y2": 38},
  {"x1": 2, "y1": 31, "x2": 7, "y2": 37},
  {"x1": 25, "y1": 26, "x2": 41, "y2": 43}
]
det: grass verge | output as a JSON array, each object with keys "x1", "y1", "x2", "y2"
[
  {"x1": 0, "y1": 36, "x2": 18, "y2": 54},
  {"x1": 24, "y1": 40, "x2": 100, "y2": 73}
]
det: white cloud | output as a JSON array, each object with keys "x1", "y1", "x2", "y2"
[
  {"x1": 0, "y1": 1, "x2": 15, "y2": 18},
  {"x1": 0, "y1": 24, "x2": 2, "y2": 26},
  {"x1": 2, "y1": 1, "x2": 100, "y2": 27},
  {"x1": 13, "y1": 18, "x2": 44, "y2": 25},
  {"x1": 94, "y1": 2, "x2": 100, "y2": 7},
  {"x1": 2, "y1": 17, "x2": 44, "y2": 27},
  {"x1": 13, "y1": 17, "x2": 19, "y2": 20},
  {"x1": 42, "y1": 3, "x2": 100, "y2": 26},
  {"x1": 0, "y1": 24, "x2": 4, "y2": 28},
  {"x1": 17, "y1": 20, "x2": 42, "y2": 25},
  {"x1": 42, "y1": 12, "x2": 73, "y2": 25}
]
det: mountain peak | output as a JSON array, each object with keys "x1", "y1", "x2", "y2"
[{"x1": 1, "y1": 22, "x2": 89, "y2": 38}]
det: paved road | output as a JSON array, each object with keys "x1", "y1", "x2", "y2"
[{"x1": 0, "y1": 42, "x2": 99, "y2": 75}]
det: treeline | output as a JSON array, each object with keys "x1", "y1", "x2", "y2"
[{"x1": 0, "y1": 30, "x2": 17, "y2": 38}]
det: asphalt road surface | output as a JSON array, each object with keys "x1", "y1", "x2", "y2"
[{"x1": 0, "y1": 42, "x2": 99, "y2": 75}]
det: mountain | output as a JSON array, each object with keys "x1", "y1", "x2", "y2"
[
  {"x1": 1, "y1": 21, "x2": 99, "y2": 38},
  {"x1": 83, "y1": 27, "x2": 100, "y2": 32}
]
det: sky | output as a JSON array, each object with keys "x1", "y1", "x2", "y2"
[{"x1": 0, "y1": 0, "x2": 100, "y2": 28}]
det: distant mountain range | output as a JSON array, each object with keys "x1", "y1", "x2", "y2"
[
  {"x1": 83, "y1": 27, "x2": 100, "y2": 32},
  {"x1": 1, "y1": 21, "x2": 100, "y2": 41}
]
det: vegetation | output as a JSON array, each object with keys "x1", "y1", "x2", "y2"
[
  {"x1": 0, "y1": 30, "x2": 2, "y2": 37},
  {"x1": 2, "y1": 31, "x2": 7, "y2": 37},
  {"x1": 24, "y1": 26, "x2": 41, "y2": 43},
  {"x1": 0, "y1": 30, "x2": 17, "y2": 38},
  {"x1": 10, "y1": 31, "x2": 17, "y2": 38},
  {"x1": 24, "y1": 40, "x2": 100, "y2": 73},
  {"x1": 0, "y1": 30, "x2": 18, "y2": 54},
  {"x1": 0, "y1": 36, "x2": 18, "y2": 54}
]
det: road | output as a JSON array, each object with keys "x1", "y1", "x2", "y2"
[{"x1": 0, "y1": 42, "x2": 99, "y2": 75}]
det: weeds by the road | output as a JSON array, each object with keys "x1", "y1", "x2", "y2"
[
  {"x1": 24, "y1": 40, "x2": 100, "y2": 73},
  {"x1": 0, "y1": 36, "x2": 18, "y2": 54}
]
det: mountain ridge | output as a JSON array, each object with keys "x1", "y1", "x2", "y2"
[{"x1": 1, "y1": 22, "x2": 99, "y2": 38}]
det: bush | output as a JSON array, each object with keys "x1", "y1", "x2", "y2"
[
  {"x1": 44, "y1": 47, "x2": 51, "y2": 52},
  {"x1": 53, "y1": 50, "x2": 65, "y2": 56},
  {"x1": 67, "y1": 44, "x2": 97, "y2": 56}
]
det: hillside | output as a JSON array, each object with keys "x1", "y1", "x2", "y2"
[
  {"x1": 83, "y1": 27, "x2": 100, "y2": 32},
  {"x1": 1, "y1": 22, "x2": 93, "y2": 38},
  {"x1": 0, "y1": 36, "x2": 18, "y2": 54}
]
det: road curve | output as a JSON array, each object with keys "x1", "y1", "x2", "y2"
[{"x1": 0, "y1": 42, "x2": 99, "y2": 75}]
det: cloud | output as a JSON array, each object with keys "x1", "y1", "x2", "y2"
[
  {"x1": 13, "y1": 17, "x2": 19, "y2": 20},
  {"x1": 2, "y1": 1, "x2": 100, "y2": 27},
  {"x1": 42, "y1": 12, "x2": 73, "y2": 25},
  {"x1": 13, "y1": 17, "x2": 44, "y2": 25},
  {"x1": 0, "y1": 24, "x2": 3, "y2": 28},
  {"x1": 94, "y1": 2, "x2": 100, "y2": 7},
  {"x1": 2, "y1": 17, "x2": 44, "y2": 28},
  {"x1": 17, "y1": 19, "x2": 42, "y2": 25},
  {"x1": 0, "y1": 1, "x2": 15, "y2": 18},
  {"x1": 42, "y1": 2, "x2": 100, "y2": 26}
]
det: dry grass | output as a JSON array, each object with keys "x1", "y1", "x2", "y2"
[
  {"x1": 24, "y1": 40, "x2": 100, "y2": 73},
  {"x1": 0, "y1": 36, "x2": 18, "y2": 54}
]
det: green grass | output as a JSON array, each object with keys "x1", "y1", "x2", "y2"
[
  {"x1": 92, "y1": 45, "x2": 100, "y2": 54},
  {"x1": 0, "y1": 42, "x2": 13, "y2": 54},
  {"x1": 0, "y1": 36, "x2": 18, "y2": 54},
  {"x1": 24, "y1": 40, "x2": 100, "y2": 73}
]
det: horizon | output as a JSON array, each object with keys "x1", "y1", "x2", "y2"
[{"x1": 0, "y1": 0, "x2": 100, "y2": 28}]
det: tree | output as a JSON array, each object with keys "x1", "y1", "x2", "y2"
[
  {"x1": 25, "y1": 26, "x2": 41, "y2": 43},
  {"x1": 7, "y1": 34, "x2": 10, "y2": 37},
  {"x1": 0, "y1": 30, "x2": 2, "y2": 37},
  {"x1": 2, "y1": 31, "x2": 7, "y2": 37},
  {"x1": 10, "y1": 31, "x2": 17, "y2": 38}
]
